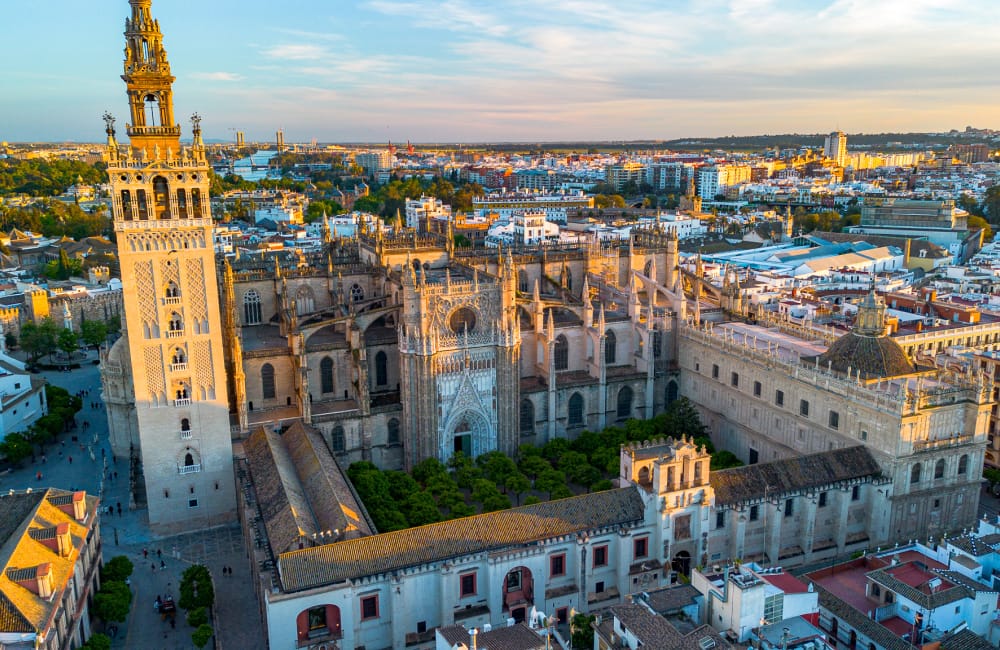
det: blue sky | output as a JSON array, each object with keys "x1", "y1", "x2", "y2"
[{"x1": 2, "y1": 0, "x2": 998, "y2": 143}]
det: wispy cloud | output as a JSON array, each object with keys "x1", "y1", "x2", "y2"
[
  {"x1": 190, "y1": 72, "x2": 244, "y2": 82},
  {"x1": 367, "y1": 0, "x2": 510, "y2": 36},
  {"x1": 261, "y1": 43, "x2": 331, "y2": 61}
]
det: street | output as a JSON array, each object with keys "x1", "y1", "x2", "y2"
[{"x1": 0, "y1": 349, "x2": 262, "y2": 649}]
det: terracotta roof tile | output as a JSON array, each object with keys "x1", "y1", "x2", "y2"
[
  {"x1": 711, "y1": 446, "x2": 883, "y2": 505},
  {"x1": 278, "y1": 487, "x2": 645, "y2": 592}
]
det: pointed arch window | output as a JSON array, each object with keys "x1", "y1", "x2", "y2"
[
  {"x1": 176, "y1": 188, "x2": 188, "y2": 219},
  {"x1": 554, "y1": 335, "x2": 569, "y2": 371},
  {"x1": 911, "y1": 463, "x2": 921, "y2": 486},
  {"x1": 568, "y1": 392, "x2": 584, "y2": 426},
  {"x1": 171, "y1": 347, "x2": 186, "y2": 364},
  {"x1": 565, "y1": 268, "x2": 573, "y2": 291},
  {"x1": 387, "y1": 419, "x2": 400, "y2": 445},
  {"x1": 144, "y1": 93, "x2": 161, "y2": 127},
  {"x1": 958, "y1": 454, "x2": 968, "y2": 475},
  {"x1": 243, "y1": 290, "x2": 261, "y2": 325},
  {"x1": 120, "y1": 190, "x2": 134, "y2": 221},
  {"x1": 375, "y1": 351, "x2": 388, "y2": 387},
  {"x1": 518, "y1": 270, "x2": 529, "y2": 293},
  {"x1": 165, "y1": 281, "x2": 180, "y2": 299},
  {"x1": 153, "y1": 176, "x2": 170, "y2": 219},
  {"x1": 652, "y1": 330, "x2": 662, "y2": 358},
  {"x1": 351, "y1": 284, "x2": 364, "y2": 303},
  {"x1": 191, "y1": 188, "x2": 203, "y2": 218},
  {"x1": 604, "y1": 330, "x2": 617, "y2": 364},
  {"x1": 184, "y1": 452, "x2": 195, "y2": 467},
  {"x1": 136, "y1": 189, "x2": 149, "y2": 221},
  {"x1": 320, "y1": 357, "x2": 334, "y2": 394},
  {"x1": 934, "y1": 459, "x2": 945, "y2": 480},
  {"x1": 168, "y1": 312, "x2": 183, "y2": 332},
  {"x1": 520, "y1": 399, "x2": 535, "y2": 435},
  {"x1": 617, "y1": 385, "x2": 633, "y2": 420},
  {"x1": 295, "y1": 286, "x2": 314, "y2": 315},
  {"x1": 261, "y1": 363, "x2": 276, "y2": 400},
  {"x1": 332, "y1": 426, "x2": 346, "y2": 453}
]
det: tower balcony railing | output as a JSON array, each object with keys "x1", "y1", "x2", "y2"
[
  {"x1": 162, "y1": 297, "x2": 182, "y2": 306},
  {"x1": 180, "y1": 430, "x2": 193, "y2": 440},
  {"x1": 173, "y1": 398, "x2": 191, "y2": 407},
  {"x1": 114, "y1": 218, "x2": 213, "y2": 232},
  {"x1": 166, "y1": 330, "x2": 185, "y2": 339},
  {"x1": 177, "y1": 464, "x2": 201, "y2": 475},
  {"x1": 169, "y1": 363, "x2": 188, "y2": 372}
]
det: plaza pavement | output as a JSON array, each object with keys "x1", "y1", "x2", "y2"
[{"x1": 0, "y1": 350, "x2": 263, "y2": 649}]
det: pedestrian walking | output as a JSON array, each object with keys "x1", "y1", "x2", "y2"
[
  {"x1": 68, "y1": 455, "x2": 72, "y2": 464},
  {"x1": 36, "y1": 471, "x2": 42, "y2": 481},
  {"x1": 114, "y1": 471, "x2": 118, "y2": 480},
  {"x1": 157, "y1": 548, "x2": 162, "y2": 558},
  {"x1": 143, "y1": 548, "x2": 148, "y2": 559},
  {"x1": 160, "y1": 559, "x2": 165, "y2": 569},
  {"x1": 151, "y1": 562, "x2": 156, "y2": 573},
  {"x1": 116, "y1": 502, "x2": 122, "y2": 516}
]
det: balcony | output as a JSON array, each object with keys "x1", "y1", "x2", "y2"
[
  {"x1": 163, "y1": 297, "x2": 182, "y2": 306},
  {"x1": 166, "y1": 330, "x2": 185, "y2": 339},
  {"x1": 169, "y1": 363, "x2": 188, "y2": 372},
  {"x1": 173, "y1": 399, "x2": 191, "y2": 407},
  {"x1": 914, "y1": 434, "x2": 974, "y2": 452},
  {"x1": 178, "y1": 464, "x2": 201, "y2": 475},
  {"x1": 180, "y1": 430, "x2": 193, "y2": 440}
]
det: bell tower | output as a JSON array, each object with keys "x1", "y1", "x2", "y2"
[{"x1": 103, "y1": 0, "x2": 235, "y2": 532}]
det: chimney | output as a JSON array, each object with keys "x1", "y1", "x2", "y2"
[
  {"x1": 72, "y1": 491, "x2": 87, "y2": 522},
  {"x1": 36, "y1": 563, "x2": 54, "y2": 599},
  {"x1": 470, "y1": 627, "x2": 478, "y2": 650},
  {"x1": 55, "y1": 522, "x2": 72, "y2": 558}
]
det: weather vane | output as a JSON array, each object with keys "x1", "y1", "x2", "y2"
[
  {"x1": 103, "y1": 111, "x2": 116, "y2": 136},
  {"x1": 190, "y1": 112, "x2": 202, "y2": 132}
]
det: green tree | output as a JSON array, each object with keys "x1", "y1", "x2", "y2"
[
  {"x1": 93, "y1": 581, "x2": 132, "y2": 623},
  {"x1": 984, "y1": 468, "x2": 1000, "y2": 492},
  {"x1": 178, "y1": 565, "x2": 215, "y2": 611},
  {"x1": 504, "y1": 473, "x2": 531, "y2": 505},
  {"x1": 710, "y1": 450, "x2": 744, "y2": 470},
  {"x1": 0, "y1": 432, "x2": 32, "y2": 465},
  {"x1": 401, "y1": 490, "x2": 442, "y2": 526},
  {"x1": 191, "y1": 624, "x2": 214, "y2": 649},
  {"x1": 571, "y1": 613, "x2": 596, "y2": 649},
  {"x1": 4, "y1": 331, "x2": 16, "y2": 350},
  {"x1": 968, "y1": 215, "x2": 993, "y2": 241},
  {"x1": 187, "y1": 606, "x2": 209, "y2": 628},
  {"x1": 101, "y1": 555, "x2": 134, "y2": 583},
  {"x1": 534, "y1": 468, "x2": 567, "y2": 499},
  {"x1": 80, "y1": 633, "x2": 112, "y2": 650},
  {"x1": 518, "y1": 455, "x2": 550, "y2": 482},
  {"x1": 984, "y1": 186, "x2": 1000, "y2": 220},
  {"x1": 58, "y1": 328, "x2": 78, "y2": 356},
  {"x1": 80, "y1": 319, "x2": 108, "y2": 347},
  {"x1": 19, "y1": 318, "x2": 59, "y2": 363},
  {"x1": 353, "y1": 195, "x2": 382, "y2": 214}
]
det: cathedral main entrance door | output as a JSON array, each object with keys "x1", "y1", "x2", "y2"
[{"x1": 454, "y1": 433, "x2": 472, "y2": 456}]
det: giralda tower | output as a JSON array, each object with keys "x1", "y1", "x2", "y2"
[{"x1": 103, "y1": 0, "x2": 235, "y2": 531}]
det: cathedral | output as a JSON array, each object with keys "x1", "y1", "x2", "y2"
[{"x1": 100, "y1": 0, "x2": 988, "y2": 554}]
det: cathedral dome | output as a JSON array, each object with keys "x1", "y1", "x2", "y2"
[
  {"x1": 819, "y1": 330, "x2": 915, "y2": 379},
  {"x1": 818, "y1": 286, "x2": 915, "y2": 379}
]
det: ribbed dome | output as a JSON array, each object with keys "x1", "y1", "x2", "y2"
[{"x1": 819, "y1": 331, "x2": 915, "y2": 379}]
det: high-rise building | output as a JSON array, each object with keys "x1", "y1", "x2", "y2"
[
  {"x1": 101, "y1": 0, "x2": 236, "y2": 533},
  {"x1": 276, "y1": 129, "x2": 285, "y2": 153},
  {"x1": 235, "y1": 130, "x2": 245, "y2": 149},
  {"x1": 824, "y1": 130, "x2": 848, "y2": 167}
]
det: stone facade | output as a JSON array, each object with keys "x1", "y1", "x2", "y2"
[
  {"x1": 99, "y1": 0, "x2": 235, "y2": 533},
  {"x1": 242, "y1": 437, "x2": 891, "y2": 650}
]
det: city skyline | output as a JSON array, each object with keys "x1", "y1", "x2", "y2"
[{"x1": 3, "y1": 0, "x2": 1000, "y2": 143}]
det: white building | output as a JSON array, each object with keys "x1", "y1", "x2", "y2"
[
  {"x1": 406, "y1": 195, "x2": 452, "y2": 231},
  {"x1": 692, "y1": 563, "x2": 818, "y2": 643},
  {"x1": 0, "y1": 349, "x2": 47, "y2": 437}
]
